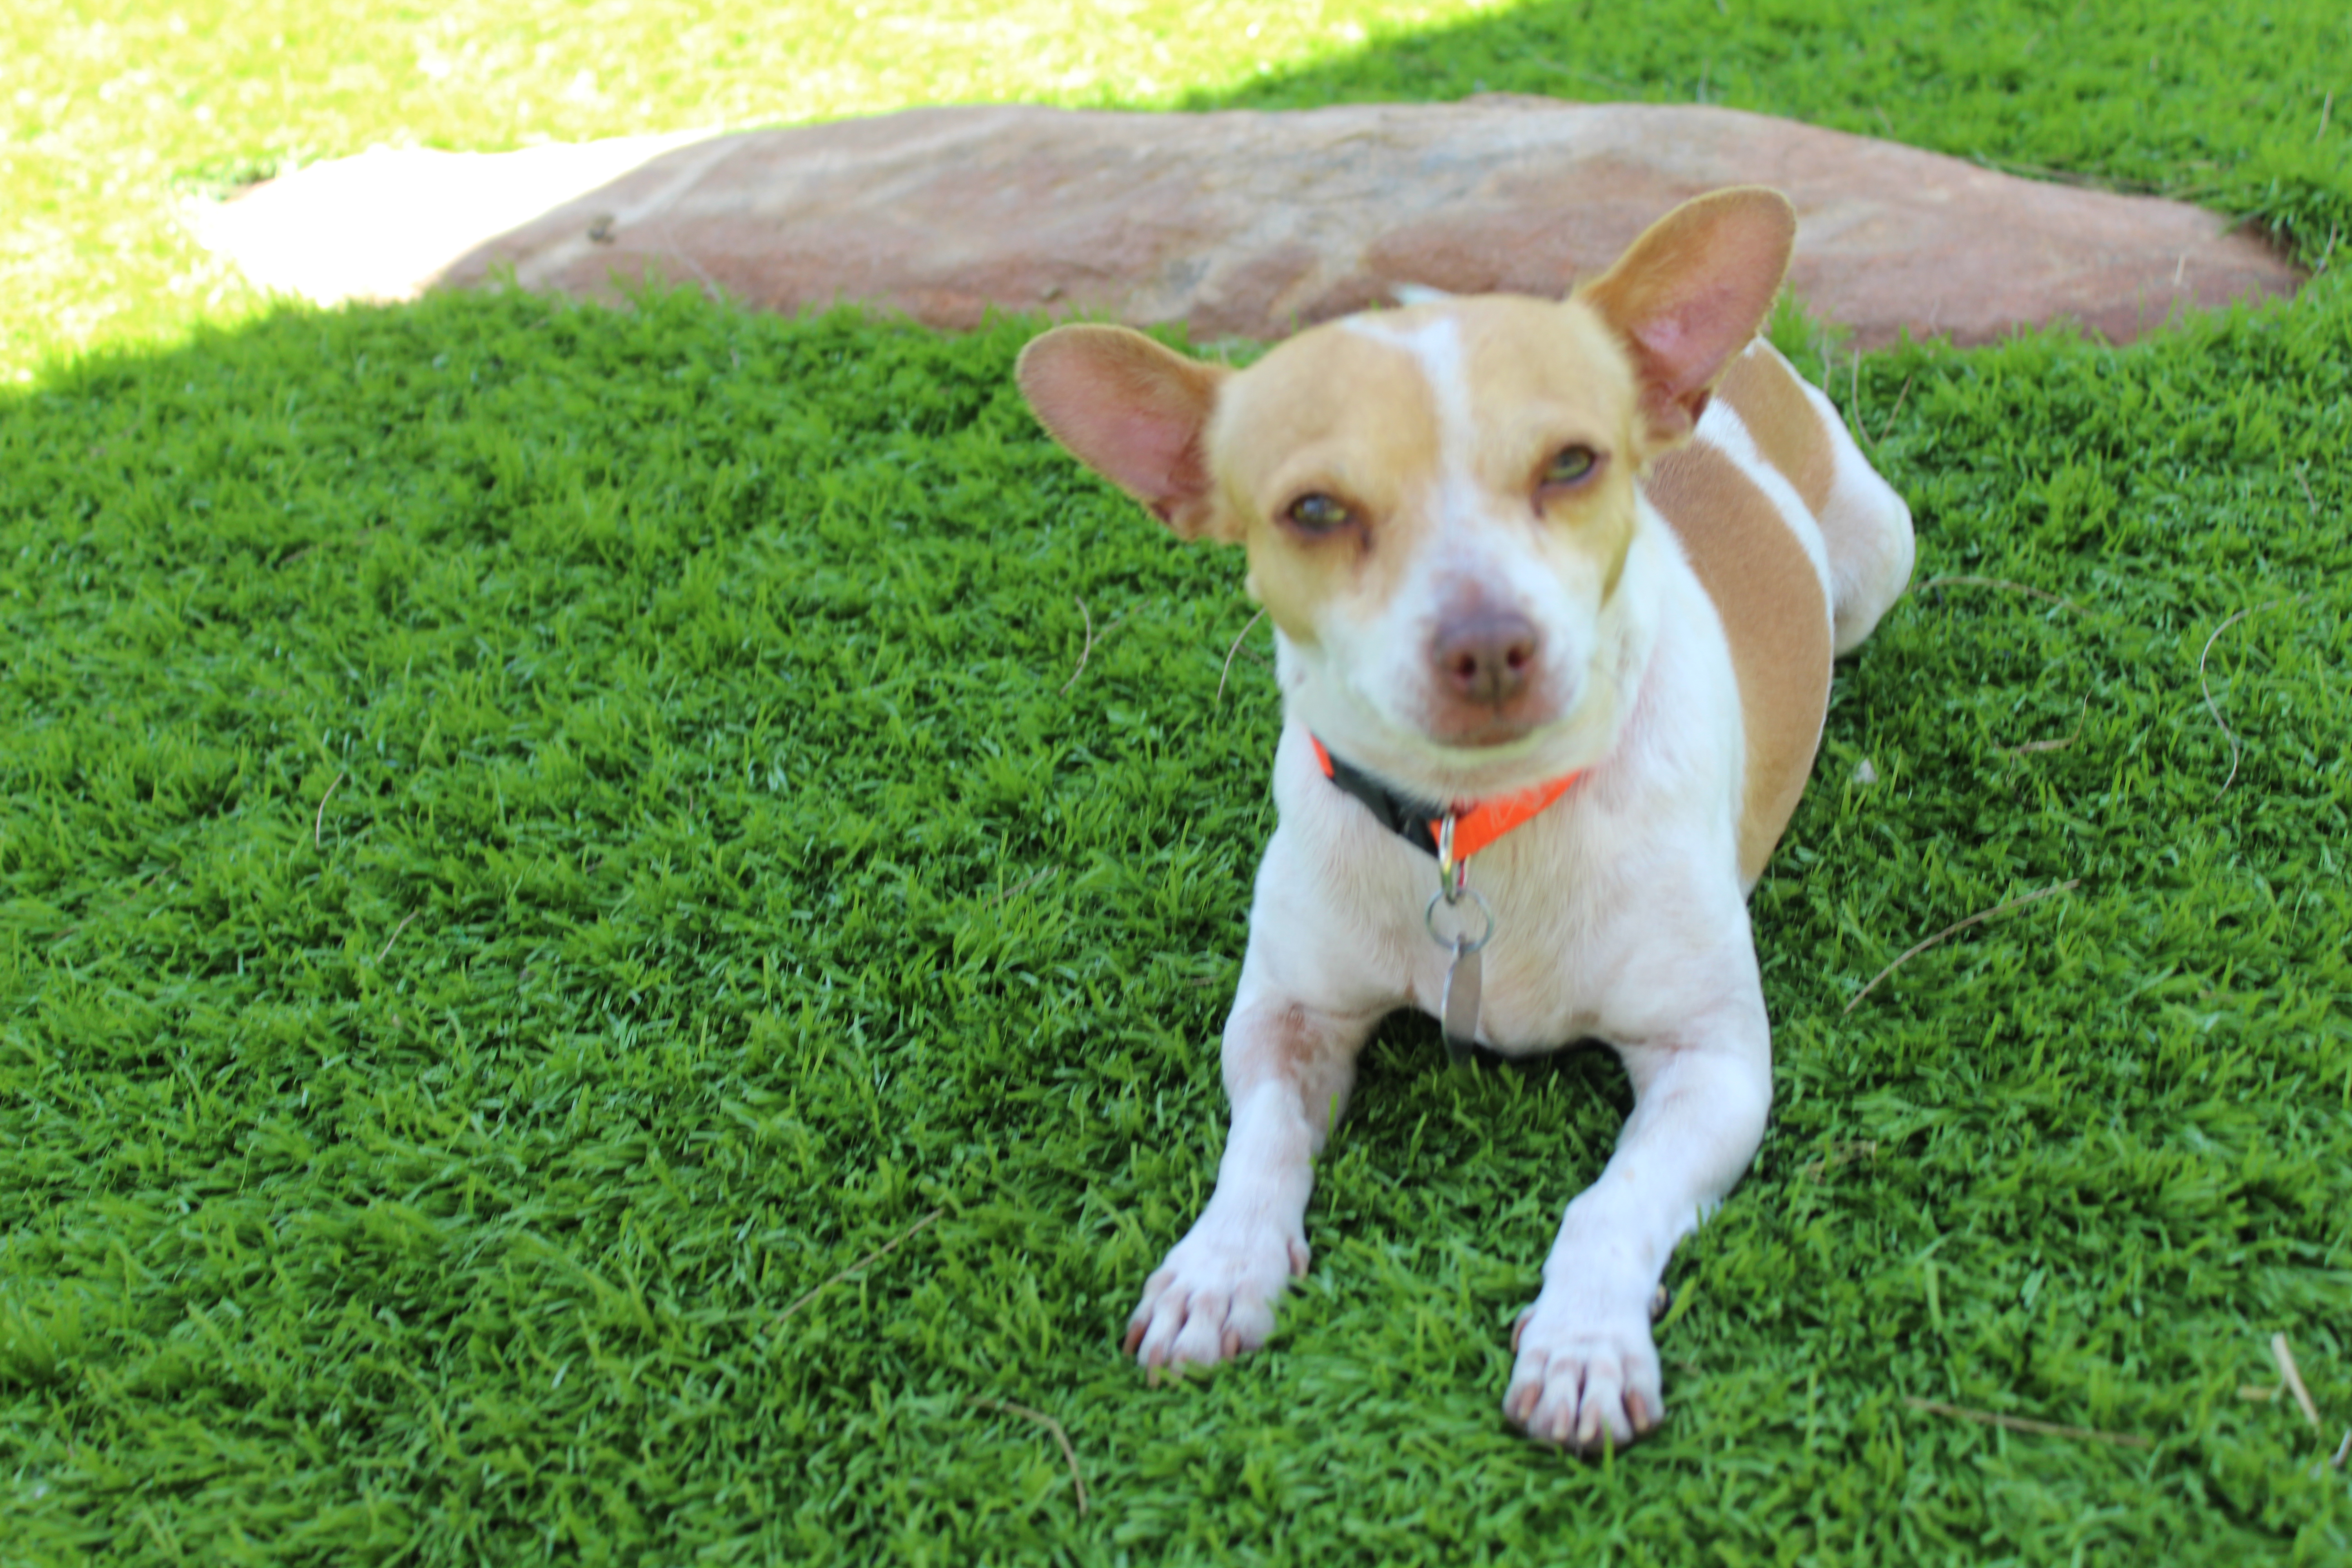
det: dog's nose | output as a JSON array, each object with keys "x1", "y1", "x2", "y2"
[{"x1": 1432, "y1": 610, "x2": 1539, "y2": 706}]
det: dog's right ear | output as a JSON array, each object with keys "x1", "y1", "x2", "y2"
[{"x1": 1016, "y1": 325, "x2": 1231, "y2": 541}]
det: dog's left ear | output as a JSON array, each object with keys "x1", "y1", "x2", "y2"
[
  {"x1": 1016, "y1": 325, "x2": 1233, "y2": 541},
  {"x1": 1577, "y1": 187, "x2": 1797, "y2": 450}
]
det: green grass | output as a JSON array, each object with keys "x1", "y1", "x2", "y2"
[
  {"x1": 12, "y1": 0, "x2": 2344, "y2": 381},
  {"x1": 5, "y1": 0, "x2": 2351, "y2": 1562},
  {"x1": 1, "y1": 0, "x2": 1475, "y2": 382}
]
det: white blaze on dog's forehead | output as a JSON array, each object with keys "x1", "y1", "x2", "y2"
[
  {"x1": 1337, "y1": 313, "x2": 1475, "y2": 450},
  {"x1": 1337, "y1": 312, "x2": 1480, "y2": 522}
]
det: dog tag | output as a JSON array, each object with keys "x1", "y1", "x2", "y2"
[{"x1": 1442, "y1": 938, "x2": 1482, "y2": 1064}]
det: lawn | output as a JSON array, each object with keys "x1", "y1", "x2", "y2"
[
  {"x1": 1, "y1": 0, "x2": 1480, "y2": 384},
  {"x1": 2, "y1": 1, "x2": 2349, "y2": 1563}
]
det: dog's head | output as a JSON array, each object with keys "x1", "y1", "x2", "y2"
[{"x1": 1018, "y1": 188, "x2": 1794, "y2": 789}]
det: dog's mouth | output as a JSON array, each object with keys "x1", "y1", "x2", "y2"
[
  {"x1": 1299, "y1": 622, "x2": 1610, "y2": 793},
  {"x1": 1418, "y1": 669, "x2": 1573, "y2": 752},
  {"x1": 1426, "y1": 710, "x2": 1547, "y2": 750},
  {"x1": 1305, "y1": 670, "x2": 1603, "y2": 805}
]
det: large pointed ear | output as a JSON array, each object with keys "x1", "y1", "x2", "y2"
[
  {"x1": 1015, "y1": 325, "x2": 1232, "y2": 540},
  {"x1": 1577, "y1": 188, "x2": 1797, "y2": 450}
]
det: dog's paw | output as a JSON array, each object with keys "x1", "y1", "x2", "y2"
[
  {"x1": 1501, "y1": 1286, "x2": 1666, "y2": 1454},
  {"x1": 1122, "y1": 1213, "x2": 1310, "y2": 1373}
]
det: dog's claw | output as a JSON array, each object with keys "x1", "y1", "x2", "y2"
[
  {"x1": 1503, "y1": 1287, "x2": 1664, "y2": 1456},
  {"x1": 1126, "y1": 1213, "x2": 1302, "y2": 1373}
]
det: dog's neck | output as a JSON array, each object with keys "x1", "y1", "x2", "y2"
[{"x1": 1269, "y1": 501, "x2": 1672, "y2": 804}]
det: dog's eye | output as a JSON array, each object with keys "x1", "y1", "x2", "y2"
[
  {"x1": 1543, "y1": 446, "x2": 1599, "y2": 486},
  {"x1": 1285, "y1": 493, "x2": 1350, "y2": 534}
]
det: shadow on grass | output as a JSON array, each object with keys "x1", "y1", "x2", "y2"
[{"x1": 4, "y1": 150, "x2": 2351, "y2": 1562}]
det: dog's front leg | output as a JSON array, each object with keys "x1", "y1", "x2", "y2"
[
  {"x1": 1504, "y1": 983, "x2": 1772, "y2": 1452},
  {"x1": 1124, "y1": 985, "x2": 1374, "y2": 1371}
]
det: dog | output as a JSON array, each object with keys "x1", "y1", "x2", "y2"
[{"x1": 1015, "y1": 188, "x2": 1914, "y2": 1451}]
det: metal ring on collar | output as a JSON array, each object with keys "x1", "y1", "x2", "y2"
[{"x1": 1423, "y1": 887, "x2": 1494, "y2": 954}]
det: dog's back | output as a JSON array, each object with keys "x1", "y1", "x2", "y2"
[{"x1": 1646, "y1": 339, "x2": 1915, "y2": 883}]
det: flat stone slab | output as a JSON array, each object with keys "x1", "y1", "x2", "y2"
[{"x1": 206, "y1": 100, "x2": 2302, "y2": 348}]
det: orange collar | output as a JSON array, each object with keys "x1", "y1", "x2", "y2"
[{"x1": 1308, "y1": 735, "x2": 1583, "y2": 862}]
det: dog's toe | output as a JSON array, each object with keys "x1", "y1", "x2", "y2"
[
  {"x1": 1503, "y1": 1290, "x2": 1665, "y2": 1455},
  {"x1": 1126, "y1": 1219, "x2": 1298, "y2": 1372},
  {"x1": 1168, "y1": 1291, "x2": 1252, "y2": 1365}
]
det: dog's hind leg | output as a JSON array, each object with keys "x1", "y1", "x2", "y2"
[{"x1": 1808, "y1": 382, "x2": 1916, "y2": 655}]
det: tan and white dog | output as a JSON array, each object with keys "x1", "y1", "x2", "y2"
[{"x1": 1017, "y1": 189, "x2": 1913, "y2": 1451}]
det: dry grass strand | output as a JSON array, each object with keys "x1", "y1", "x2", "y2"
[
  {"x1": 2007, "y1": 696, "x2": 2089, "y2": 755},
  {"x1": 1217, "y1": 606, "x2": 1269, "y2": 704},
  {"x1": 374, "y1": 909, "x2": 419, "y2": 964},
  {"x1": 1902, "y1": 1396, "x2": 2152, "y2": 1449},
  {"x1": 2272, "y1": 1333, "x2": 2323, "y2": 1431},
  {"x1": 1914, "y1": 574, "x2": 2080, "y2": 611},
  {"x1": 971, "y1": 1397, "x2": 1090, "y2": 1516},
  {"x1": 1058, "y1": 598, "x2": 1127, "y2": 696},
  {"x1": 314, "y1": 770, "x2": 344, "y2": 850},
  {"x1": 1060, "y1": 596, "x2": 1096, "y2": 696},
  {"x1": 1849, "y1": 348, "x2": 1862, "y2": 443},
  {"x1": 1844, "y1": 880, "x2": 2081, "y2": 1014},
  {"x1": 2198, "y1": 597, "x2": 2304, "y2": 799},
  {"x1": 1798, "y1": 1139, "x2": 1882, "y2": 1181},
  {"x1": 780, "y1": 1208, "x2": 946, "y2": 1324},
  {"x1": 1876, "y1": 374, "x2": 1914, "y2": 445},
  {"x1": 984, "y1": 865, "x2": 1058, "y2": 907}
]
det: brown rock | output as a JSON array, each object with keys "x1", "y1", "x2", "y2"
[{"x1": 437, "y1": 102, "x2": 2298, "y2": 346}]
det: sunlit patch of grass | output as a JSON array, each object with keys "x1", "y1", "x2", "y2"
[{"x1": 0, "y1": 0, "x2": 1481, "y2": 382}]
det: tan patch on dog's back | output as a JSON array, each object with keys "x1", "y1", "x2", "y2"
[
  {"x1": 1715, "y1": 346, "x2": 1837, "y2": 516},
  {"x1": 1645, "y1": 438, "x2": 1832, "y2": 886}
]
